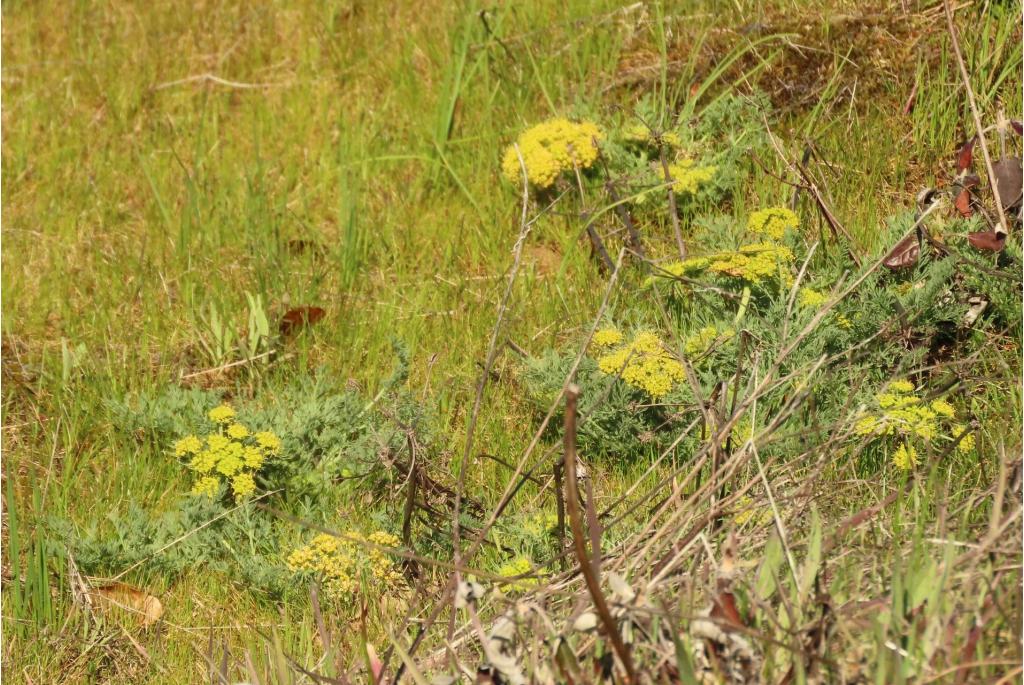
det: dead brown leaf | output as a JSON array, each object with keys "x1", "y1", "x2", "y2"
[
  {"x1": 89, "y1": 582, "x2": 164, "y2": 628},
  {"x1": 882, "y1": 233, "x2": 920, "y2": 270}
]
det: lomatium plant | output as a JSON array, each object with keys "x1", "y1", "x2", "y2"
[
  {"x1": 592, "y1": 329, "x2": 686, "y2": 399},
  {"x1": 746, "y1": 206, "x2": 800, "y2": 241},
  {"x1": 854, "y1": 380, "x2": 975, "y2": 470},
  {"x1": 501, "y1": 118, "x2": 603, "y2": 189},
  {"x1": 174, "y1": 403, "x2": 281, "y2": 502},
  {"x1": 286, "y1": 531, "x2": 404, "y2": 603}
]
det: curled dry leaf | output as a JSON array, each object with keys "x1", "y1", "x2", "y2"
[
  {"x1": 956, "y1": 136, "x2": 976, "y2": 173},
  {"x1": 953, "y1": 189, "x2": 972, "y2": 218},
  {"x1": 992, "y1": 158, "x2": 1023, "y2": 212},
  {"x1": 967, "y1": 231, "x2": 1006, "y2": 252},
  {"x1": 953, "y1": 175, "x2": 980, "y2": 218},
  {"x1": 882, "y1": 233, "x2": 920, "y2": 271},
  {"x1": 89, "y1": 582, "x2": 164, "y2": 628},
  {"x1": 279, "y1": 306, "x2": 326, "y2": 335},
  {"x1": 1011, "y1": 120, "x2": 1023, "y2": 136},
  {"x1": 710, "y1": 590, "x2": 744, "y2": 630}
]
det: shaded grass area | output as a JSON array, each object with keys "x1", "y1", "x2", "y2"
[{"x1": 2, "y1": 0, "x2": 1021, "y2": 682}]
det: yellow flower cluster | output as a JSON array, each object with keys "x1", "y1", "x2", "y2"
[
  {"x1": 622, "y1": 124, "x2": 683, "y2": 149},
  {"x1": 596, "y1": 331, "x2": 685, "y2": 398},
  {"x1": 892, "y1": 443, "x2": 919, "y2": 471},
  {"x1": 797, "y1": 287, "x2": 828, "y2": 309},
  {"x1": 592, "y1": 327, "x2": 624, "y2": 349},
  {"x1": 747, "y1": 207, "x2": 799, "y2": 240},
  {"x1": 707, "y1": 243, "x2": 795, "y2": 284},
  {"x1": 501, "y1": 118, "x2": 604, "y2": 188},
  {"x1": 286, "y1": 531, "x2": 404, "y2": 602},
  {"x1": 651, "y1": 244, "x2": 795, "y2": 288},
  {"x1": 854, "y1": 382, "x2": 974, "y2": 468},
  {"x1": 208, "y1": 404, "x2": 236, "y2": 424},
  {"x1": 952, "y1": 424, "x2": 976, "y2": 454},
  {"x1": 496, "y1": 555, "x2": 540, "y2": 590},
  {"x1": 733, "y1": 495, "x2": 773, "y2": 527},
  {"x1": 174, "y1": 405, "x2": 280, "y2": 502},
  {"x1": 666, "y1": 158, "x2": 717, "y2": 195},
  {"x1": 683, "y1": 325, "x2": 735, "y2": 359},
  {"x1": 520, "y1": 510, "x2": 559, "y2": 539}
]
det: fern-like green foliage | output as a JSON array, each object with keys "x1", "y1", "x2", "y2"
[
  {"x1": 107, "y1": 386, "x2": 221, "y2": 444},
  {"x1": 59, "y1": 345, "x2": 446, "y2": 600}
]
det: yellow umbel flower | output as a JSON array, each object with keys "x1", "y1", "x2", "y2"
[
  {"x1": 501, "y1": 119, "x2": 604, "y2": 188},
  {"x1": 227, "y1": 423, "x2": 249, "y2": 439},
  {"x1": 596, "y1": 331, "x2": 685, "y2": 398},
  {"x1": 207, "y1": 434, "x2": 230, "y2": 451},
  {"x1": 208, "y1": 404, "x2": 236, "y2": 424},
  {"x1": 892, "y1": 443, "x2": 919, "y2": 471},
  {"x1": 181, "y1": 405, "x2": 279, "y2": 502},
  {"x1": 174, "y1": 435, "x2": 202, "y2": 457},
  {"x1": 255, "y1": 431, "x2": 282, "y2": 454},
  {"x1": 192, "y1": 476, "x2": 221, "y2": 498},
  {"x1": 733, "y1": 495, "x2": 773, "y2": 527},
  {"x1": 650, "y1": 245, "x2": 794, "y2": 288},
  {"x1": 684, "y1": 325, "x2": 734, "y2": 359},
  {"x1": 287, "y1": 531, "x2": 405, "y2": 602},
  {"x1": 888, "y1": 380, "x2": 916, "y2": 394},
  {"x1": 216, "y1": 451, "x2": 244, "y2": 477},
  {"x1": 747, "y1": 207, "x2": 799, "y2": 240},
  {"x1": 189, "y1": 450, "x2": 219, "y2": 474},
  {"x1": 592, "y1": 327, "x2": 624, "y2": 348},
  {"x1": 855, "y1": 384, "x2": 969, "y2": 464},
  {"x1": 496, "y1": 555, "x2": 540, "y2": 590},
  {"x1": 929, "y1": 400, "x2": 956, "y2": 418},
  {"x1": 665, "y1": 158, "x2": 717, "y2": 195},
  {"x1": 797, "y1": 287, "x2": 828, "y2": 309},
  {"x1": 231, "y1": 472, "x2": 256, "y2": 501},
  {"x1": 622, "y1": 124, "x2": 683, "y2": 149},
  {"x1": 707, "y1": 243, "x2": 795, "y2": 284},
  {"x1": 243, "y1": 445, "x2": 265, "y2": 469},
  {"x1": 952, "y1": 425, "x2": 975, "y2": 455}
]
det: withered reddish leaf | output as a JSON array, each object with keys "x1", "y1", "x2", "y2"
[
  {"x1": 992, "y1": 157, "x2": 1023, "y2": 211},
  {"x1": 1011, "y1": 120, "x2": 1023, "y2": 136},
  {"x1": 280, "y1": 306, "x2": 326, "y2": 335},
  {"x1": 883, "y1": 234, "x2": 920, "y2": 270},
  {"x1": 967, "y1": 231, "x2": 1006, "y2": 252},
  {"x1": 954, "y1": 189, "x2": 973, "y2": 218},
  {"x1": 956, "y1": 137, "x2": 977, "y2": 173},
  {"x1": 710, "y1": 590, "x2": 744, "y2": 629}
]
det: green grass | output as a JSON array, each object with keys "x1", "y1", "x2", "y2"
[{"x1": 3, "y1": 0, "x2": 1022, "y2": 682}]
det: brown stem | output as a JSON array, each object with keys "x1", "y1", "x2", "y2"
[
  {"x1": 553, "y1": 461, "x2": 567, "y2": 572},
  {"x1": 563, "y1": 385, "x2": 636, "y2": 683},
  {"x1": 659, "y1": 145, "x2": 687, "y2": 259}
]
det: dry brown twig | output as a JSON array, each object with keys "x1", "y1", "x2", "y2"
[{"x1": 562, "y1": 385, "x2": 636, "y2": 683}]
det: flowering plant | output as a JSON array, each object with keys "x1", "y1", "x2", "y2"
[
  {"x1": 501, "y1": 118, "x2": 604, "y2": 189},
  {"x1": 286, "y1": 531, "x2": 404, "y2": 602},
  {"x1": 173, "y1": 403, "x2": 281, "y2": 502},
  {"x1": 593, "y1": 329, "x2": 686, "y2": 399},
  {"x1": 854, "y1": 381, "x2": 975, "y2": 470}
]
